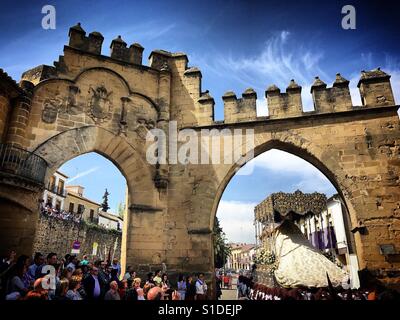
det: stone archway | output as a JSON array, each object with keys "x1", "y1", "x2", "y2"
[
  {"x1": 208, "y1": 135, "x2": 360, "y2": 270},
  {"x1": 31, "y1": 125, "x2": 160, "y2": 273}
]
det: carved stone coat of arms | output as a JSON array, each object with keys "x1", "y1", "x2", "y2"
[{"x1": 87, "y1": 85, "x2": 113, "y2": 123}]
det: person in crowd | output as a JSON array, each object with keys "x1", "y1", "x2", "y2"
[
  {"x1": 60, "y1": 267, "x2": 72, "y2": 281},
  {"x1": 195, "y1": 273, "x2": 207, "y2": 300},
  {"x1": 6, "y1": 259, "x2": 29, "y2": 298},
  {"x1": 35, "y1": 252, "x2": 57, "y2": 279},
  {"x1": 94, "y1": 260, "x2": 109, "y2": 295},
  {"x1": 153, "y1": 270, "x2": 162, "y2": 286},
  {"x1": 0, "y1": 250, "x2": 16, "y2": 270},
  {"x1": 110, "y1": 268, "x2": 121, "y2": 286},
  {"x1": 53, "y1": 278, "x2": 69, "y2": 301},
  {"x1": 185, "y1": 274, "x2": 196, "y2": 301},
  {"x1": 147, "y1": 286, "x2": 163, "y2": 300},
  {"x1": 15, "y1": 255, "x2": 33, "y2": 288},
  {"x1": 24, "y1": 278, "x2": 49, "y2": 300},
  {"x1": 216, "y1": 275, "x2": 222, "y2": 299},
  {"x1": 137, "y1": 287, "x2": 145, "y2": 300},
  {"x1": 80, "y1": 255, "x2": 89, "y2": 266},
  {"x1": 0, "y1": 250, "x2": 17, "y2": 298},
  {"x1": 104, "y1": 280, "x2": 121, "y2": 300},
  {"x1": 27, "y1": 252, "x2": 44, "y2": 280},
  {"x1": 161, "y1": 273, "x2": 173, "y2": 300},
  {"x1": 111, "y1": 258, "x2": 121, "y2": 278},
  {"x1": 66, "y1": 255, "x2": 78, "y2": 272},
  {"x1": 118, "y1": 280, "x2": 128, "y2": 300},
  {"x1": 125, "y1": 277, "x2": 141, "y2": 301},
  {"x1": 83, "y1": 266, "x2": 102, "y2": 300},
  {"x1": 177, "y1": 275, "x2": 187, "y2": 300},
  {"x1": 66, "y1": 276, "x2": 83, "y2": 300},
  {"x1": 123, "y1": 266, "x2": 134, "y2": 281},
  {"x1": 146, "y1": 272, "x2": 154, "y2": 285},
  {"x1": 72, "y1": 268, "x2": 87, "y2": 299}
]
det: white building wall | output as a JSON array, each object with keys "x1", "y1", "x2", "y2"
[
  {"x1": 328, "y1": 198, "x2": 360, "y2": 289},
  {"x1": 98, "y1": 216, "x2": 117, "y2": 229},
  {"x1": 328, "y1": 200, "x2": 347, "y2": 251}
]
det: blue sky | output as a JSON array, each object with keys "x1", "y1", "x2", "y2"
[{"x1": 1, "y1": 0, "x2": 399, "y2": 242}]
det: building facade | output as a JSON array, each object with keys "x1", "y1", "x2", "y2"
[
  {"x1": 98, "y1": 211, "x2": 123, "y2": 231},
  {"x1": 296, "y1": 195, "x2": 360, "y2": 288},
  {"x1": 43, "y1": 170, "x2": 68, "y2": 210},
  {"x1": 226, "y1": 243, "x2": 256, "y2": 271},
  {"x1": 64, "y1": 185, "x2": 101, "y2": 222}
]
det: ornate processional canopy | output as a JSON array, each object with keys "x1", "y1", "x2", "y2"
[{"x1": 254, "y1": 190, "x2": 327, "y2": 223}]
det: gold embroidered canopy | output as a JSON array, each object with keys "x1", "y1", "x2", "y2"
[{"x1": 254, "y1": 190, "x2": 327, "y2": 223}]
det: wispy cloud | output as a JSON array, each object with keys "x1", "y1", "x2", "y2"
[
  {"x1": 103, "y1": 21, "x2": 176, "y2": 42},
  {"x1": 191, "y1": 30, "x2": 328, "y2": 110},
  {"x1": 67, "y1": 166, "x2": 100, "y2": 183}
]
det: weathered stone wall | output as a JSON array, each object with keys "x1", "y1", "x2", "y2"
[
  {"x1": 0, "y1": 94, "x2": 10, "y2": 140},
  {"x1": 33, "y1": 213, "x2": 122, "y2": 261}
]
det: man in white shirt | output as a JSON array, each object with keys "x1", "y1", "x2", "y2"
[{"x1": 195, "y1": 273, "x2": 207, "y2": 300}]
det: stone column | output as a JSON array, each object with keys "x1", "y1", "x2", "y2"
[{"x1": 5, "y1": 81, "x2": 34, "y2": 148}]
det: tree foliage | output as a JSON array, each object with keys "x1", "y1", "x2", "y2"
[
  {"x1": 101, "y1": 189, "x2": 110, "y2": 212},
  {"x1": 213, "y1": 216, "x2": 232, "y2": 268}
]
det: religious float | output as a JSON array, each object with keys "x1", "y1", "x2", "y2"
[{"x1": 253, "y1": 190, "x2": 348, "y2": 288}]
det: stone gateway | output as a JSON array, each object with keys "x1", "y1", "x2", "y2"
[{"x1": 0, "y1": 23, "x2": 400, "y2": 295}]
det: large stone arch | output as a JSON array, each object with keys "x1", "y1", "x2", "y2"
[{"x1": 207, "y1": 130, "x2": 362, "y2": 271}]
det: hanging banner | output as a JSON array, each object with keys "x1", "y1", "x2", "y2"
[{"x1": 92, "y1": 242, "x2": 98, "y2": 256}]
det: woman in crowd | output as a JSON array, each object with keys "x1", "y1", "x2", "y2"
[
  {"x1": 125, "y1": 277, "x2": 141, "y2": 300},
  {"x1": 185, "y1": 274, "x2": 196, "y2": 301},
  {"x1": 66, "y1": 276, "x2": 83, "y2": 300},
  {"x1": 6, "y1": 258, "x2": 29, "y2": 298},
  {"x1": 177, "y1": 275, "x2": 187, "y2": 300}
]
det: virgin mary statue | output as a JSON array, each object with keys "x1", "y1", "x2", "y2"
[
  {"x1": 271, "y1": 219, "x2": 348, "y2": 288},
  {"x1": 255, "y1": 191, "x2": 349, "y2": 288}
]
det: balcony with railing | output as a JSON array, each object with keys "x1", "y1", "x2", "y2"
[
  {"x1": 0, "y1": 143, "x2": 47, "y2": 185},
  {"x1": 46, "y1": 184, "x2": 67, "y2": 197}
]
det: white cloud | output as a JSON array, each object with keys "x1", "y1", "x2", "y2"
[{"x1": 216, "y1": 200, "x2": 257, "y2": 243}]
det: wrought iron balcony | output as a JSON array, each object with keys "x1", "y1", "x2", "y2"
[
  {"x1": 46, "y1": 184, "x2": 67, "y2": 197},
  {"x1": 0, "y1": 143, "x2": 47, "y2": 184}
]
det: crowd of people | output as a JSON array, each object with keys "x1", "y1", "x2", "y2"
[
  {"x1": 41, "y1": 205, "x2": 82, "y2": 223},
  {"x1": 237, "y1": 275, "x2": 400, "y2": 300},
  {"x1": 0, "y1": 250, "x2": 211, "y2": 301}
]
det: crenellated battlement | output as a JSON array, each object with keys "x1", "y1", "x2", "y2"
[
  {"x1": 265, "y1": 79, "x2": 303, "y2": 119},
  {"x1": 223, "y1": 88, "x2": 257, "y2": 123},
  {"x1": 10, "y1": 23, "x2": 399, "y2": 129},
  {"x1": 310, "y1": 74, "x2": 352, "y2": 113}
]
